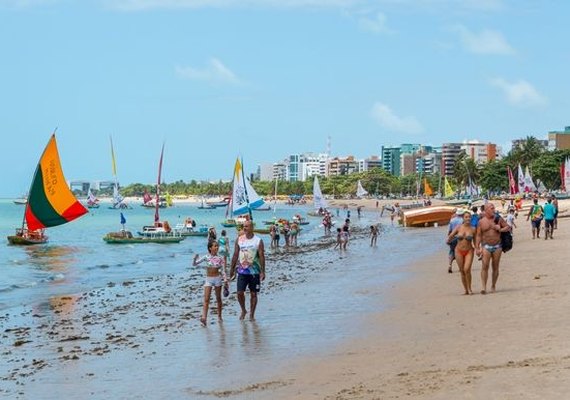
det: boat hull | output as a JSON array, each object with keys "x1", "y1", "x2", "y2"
[
  {"x1": 401, "y1": 206, "x2": 456, "y2": 228},
  {"x1": 7, "y1": 235, "x2": 48, "y2": 245},
  {"x1": 103, "y1": 233, "x2": 184, "y2": 244}
]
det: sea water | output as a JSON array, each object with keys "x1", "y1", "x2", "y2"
[{"x1": 0, "y1": 199, "x2": 325, "y2": 311}]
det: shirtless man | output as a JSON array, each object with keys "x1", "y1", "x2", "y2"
[{"x1": 475, "y1": 203, "x2": 510, "y2": 294}]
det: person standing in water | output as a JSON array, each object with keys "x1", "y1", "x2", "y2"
[
  {"x1": 229, "y1": 220, "x2": 266, "y2": 321},
  {"x1": 370, "y1": 225, "x2": 379, "y2": 247}
]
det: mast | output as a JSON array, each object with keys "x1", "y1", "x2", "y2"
[
  {"x1": 272, "y1": 177, "x2": 278, "y2": 215},
  {"x1": 241, "y1": 156, "x2": 253, "y2": 221},
  {"x1": 155, "y1": 143, "x2": 165, "y2": 223}
]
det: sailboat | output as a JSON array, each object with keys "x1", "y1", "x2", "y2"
[
  {"x1": 108, "y1": 137, "x2": 131, "y2": 210},
  {"x1": 221, "y1": 157, "x2": 265, "y2": 229},
  {"x1": 7, "y1": 134, "x2": 88, "y2": 245},
  {"x1": 198, "y1": 196, "x2": 215, "y2": 209},
  {"x1": 356, "y1": 180, "x2": 368, "y2": 198},
  {"x1": 308, "y1": 176, "x2": 328, "y2": 216},
  {"x1": 86, "y1": 188, "x2": 100, "y2": 209},
  {"x1": 137, "y1": 144, "x2": 183, "y2": 241}
]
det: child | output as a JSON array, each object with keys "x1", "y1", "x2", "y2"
[
  {"x1": 370, "y1": 225, "x2": 378, "y2": 246},
  {"x1": 341, "y1": 225, "x2": 350, "y2": 250},
  {"x1": 193, "y1": 240, "x2": 227, "y2": 326},
  {"x1": 506, "y1": 208, "x2": 517, "y2": 235}
]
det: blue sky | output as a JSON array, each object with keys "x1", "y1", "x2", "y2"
[{"x1": 1, "y1": 0, "x2": 568, "y2": 196}]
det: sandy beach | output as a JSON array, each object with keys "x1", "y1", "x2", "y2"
[
  {"x1": 2, "y1": 198, "x2": 569, "y2": 399},
  {"x1": 257, "y1": 198, "x2": 570, "y2": 399}
]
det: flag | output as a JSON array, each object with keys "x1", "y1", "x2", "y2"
[
  {"x1": 524, "y1": 166, "x2": 537, "y2": 192},
  {"x1": 564, "y1": 157, "x2": 570, "y2": 192},
  {"x1": 507, "y1": 166, "x2": 517, "y2": 195},
  {"x1": 120, "y1": 212, "x2": 126, "y2": 225}
]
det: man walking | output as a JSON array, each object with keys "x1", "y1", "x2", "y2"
[
  {"x1": 475, "y1": 203, "x2": 509, "y2": 294},
  {"x1": 229, "y1": 220, "x2": 266, "y2": 321},
  {"x1": 543, "y1": 198, "x2": 556, "y2": 240}
]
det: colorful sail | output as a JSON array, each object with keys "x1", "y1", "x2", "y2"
[
  {"x1": 313, "y1": 175, "x2": 328, "y2": 210},
  {"x1": 444, "y1": 177, "x2": 454, "y2": 198},
  {"x1": 143, "y1": 189, "x2": 152, "y2": 205},
  {"x1": 524, "y1": 166, "x2": 537, "y2": 192},
  {"x1": 517, "y1": 164, "x2": 526, "y2": 194},
  {"x1": 87, "y1": 188, "x2": 99, "y2": 206},
  {"x1": 231, "y1": 157, "x2": 265, "y2": 216},
  {"x1": 563, "y1": 157, "x2": 570, "y2": 192},
  {"x1": 423, "y1": 178, "x2": 433, "y2": 197},
  {"x1": 24, "y1": 135, "x2": 87, "y2": 231},
  {"x1": 507, "y1": 166, "x2": 517, "y2": 195}
]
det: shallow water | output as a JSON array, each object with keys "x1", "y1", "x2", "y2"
[
  {"x1": 0, "y1": 199, "x2": 329, "y2": 311},
  {"x1": 0, "y1": 203, "x2": 447, "y2": 399}
]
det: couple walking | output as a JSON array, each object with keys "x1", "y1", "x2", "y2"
[
  {"x1": 193, "y1": 220, "x2": 266, "y2": 325},
  {"x1": 447, "y1": 203, "x2": 510, "y2": 295}
]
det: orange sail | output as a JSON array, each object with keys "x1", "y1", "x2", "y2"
[
  {"x1": 424, "y1": 178, "x2": 434, "y2": 197},
  {"x1": 24, "y1": 135, "x2": 88, "y2": 230}
]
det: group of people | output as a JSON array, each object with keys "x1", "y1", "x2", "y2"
[
  {"x1": 193, "y1": 220, "x2": 266, "y2": 325},
  {"x1": 446, "y1": 194, "x2": 560, "y2": 295},
  {"x1": 269, "y1": 220, "x2": 299, "y2": 248}
]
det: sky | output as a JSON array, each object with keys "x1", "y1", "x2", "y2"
[{"x1": 1, "y1": 0, "x2": 569, "y2": 196}]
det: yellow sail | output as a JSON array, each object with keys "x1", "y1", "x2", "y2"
[{"x1": 444, "y1": 177, "x2": 454, "y2": 198}]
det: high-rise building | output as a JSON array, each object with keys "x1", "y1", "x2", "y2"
[
  {"x1": 359, "y1": 155, "x2": 382, "y2": 172},
  {"x1": 327, "y1": 156, "x2": 359, "y2": 176},
  {"x1": 381, "y1": 146, "x2": 401, "y2": 176},
  {"x1": 548, "y1": 126, "x2": 570, "y2": 150},
  {"x1": 442, "y1": 143, "x2": 463, "y2": 177}
]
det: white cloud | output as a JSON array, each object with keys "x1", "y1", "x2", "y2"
[
  {"x1": 490, "y1": 78, "x2": 548, "y2": 108},
  {"x1": 453, "y1": 25, "x2": 515, "y2": 55},
  {"x1": 371, "y1": 102, "x2": 423, "y2": 135},
  {"x1": 358, "y1": 12, "x2": 394, "y2": 34},
  {"x1": 175, "y1": 58, "x2": 242, "y2": 85}
]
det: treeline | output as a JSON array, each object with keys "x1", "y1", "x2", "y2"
[{"x1": 116, "y1": 137, "x2": 570, "y2": 198}]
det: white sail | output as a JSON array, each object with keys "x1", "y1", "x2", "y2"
[
  {"x1": 356, "y1": 180, "x2": 368, "y2": 198},
  {"x1": 517, "y1": 163, "x2": 526, "y2": 194},
  {"x1": 524, "y1": 166, "x2": 537, "y2": 192},
  {"x1": 313, "y1": 176, "x2": 328, "y2": 210},
  {"x1": 87, "y1": 188, "x2": 98, "y2": 205},
  {"x1": 565, "y1": 157, "x2": 570, "y2": 192},
  {"x1": 231, "y1": 158, "x2": 265, "y2": 216}
]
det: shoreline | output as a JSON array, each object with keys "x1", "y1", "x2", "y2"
[{"x1": 253, "y1": 200, "x2": 570, "y2": 399}]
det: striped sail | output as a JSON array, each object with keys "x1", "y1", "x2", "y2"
[
  {"x1": 231, "y1": 158, "x2": 265, "y2": 216},
  {"x1": 24, "y1": 135, "x2": 88, "y2": 230}
]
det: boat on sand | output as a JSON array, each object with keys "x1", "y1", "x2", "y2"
[{"x1": 400, "y1": 206, "x2": 456, "y2": 227}]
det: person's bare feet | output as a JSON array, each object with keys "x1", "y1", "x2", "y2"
[
  {"x1": 239, "y1": 311, "x2": 247, "y2": 320},
  {"x1": 200, "y1": 316, "x2": 207, "y2": 326},
  {"x1": 491, "y1": 287, "x2": 496, "y2": 293},
  {"x1": 480, "y1": 290, "x2": 486, "y2": 295}
]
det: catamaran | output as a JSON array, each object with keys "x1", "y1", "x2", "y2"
[{"x1": 7, "y1": 133, "x2": 88, "y2": 245}]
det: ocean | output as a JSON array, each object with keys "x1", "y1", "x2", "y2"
[{"x1": 0, "y1": 199, "x2": 325, "y2": 311}]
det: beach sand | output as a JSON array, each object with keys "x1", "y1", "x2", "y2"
[
  {"x1": 2, "y1": 198, "x2": 569, "y2": 399},
  {"x1": 253, "y1": 199, "x2": 570, "y2": 399}
]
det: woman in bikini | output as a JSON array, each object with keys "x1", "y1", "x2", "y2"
[
  {"x1": 193, "y1": 240, "x2": 227, "y2": 326},
  {"x1": 447, "y1": 211, "x2": 476, "y2": 295}
]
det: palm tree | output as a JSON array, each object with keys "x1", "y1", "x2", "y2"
[{"x1": 508, "y1": 136, "x2": 545, "y2": 167}]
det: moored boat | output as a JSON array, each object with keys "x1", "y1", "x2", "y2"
[
  {"x1": 103, "y1": 230, "x2": 185, "y2": 244},
  {"x1": 7, "y1": 133, "x2": 87, "y2": 246},
  {"x1": 400, "y1": 206, "x2": 456, "y2": 227}
]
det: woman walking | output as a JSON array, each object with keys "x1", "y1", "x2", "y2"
[{"x1": 447, "y1": 211, "x2": 476, "y2": 295}]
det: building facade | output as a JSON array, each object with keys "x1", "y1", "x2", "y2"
[{"x1": 548, "y1": 126, "x2": 570, "y2": 150}]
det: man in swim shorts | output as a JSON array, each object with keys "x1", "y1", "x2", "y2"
[
  {"x1": 229, "y1": 220, "x2": 266, "y2": 321},
  {"x1": 475, "y1": 203, "x2": 510, "y2": 294}
]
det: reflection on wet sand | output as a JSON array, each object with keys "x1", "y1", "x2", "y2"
[{"x1": 24, "y1": 245, "x2": 80, "y2": 272}]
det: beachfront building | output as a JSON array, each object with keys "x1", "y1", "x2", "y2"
[
  {"x1": 299, "y1": 152, "x2": 328, "y2": 180},
  {"x1": 381, "y1": 146, "x2": 401, "y2": 176},
  {"x1": 417, "y1": 151, "x2": 442, "y2": 175},
  {"x1": 461, "y1": 140, "x2": 497, "y2": 163},
  {"x1": 327, "y1": 156, "x2": 359, "y2": 176},
  {"x1": 358, "y1": 155, "x2": 382, "y2": 172},
  {"x1": 273, "y1": 161, "x2": 288, "y2": 181},
  {"x1": 257, "y1": 163, "x2": 274, "y2": 181},
  {"x1": 548, "y1": 126, "x2": 570, "y2": 150},
  {"x1": 442, "y1": 143, "x2": 463, "y2": 177}
]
